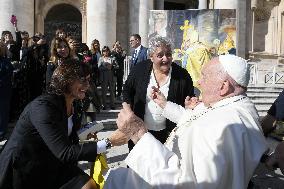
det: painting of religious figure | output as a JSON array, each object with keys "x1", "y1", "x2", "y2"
[{"x1": 149, "y1": 9, "x2": 236, "y2": 87}]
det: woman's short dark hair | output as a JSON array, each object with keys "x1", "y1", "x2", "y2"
[{"x1": 48, "y1": 59, "x2": 91, "y2": 95}]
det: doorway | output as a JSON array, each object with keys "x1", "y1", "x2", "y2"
[{"x1": 44, "y1": 3, "x2": 82, "y2": 43}]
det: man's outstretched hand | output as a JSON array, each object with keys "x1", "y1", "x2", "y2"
[{"x1": 116, "y1": 103, "x2": 148, "y2": 144}]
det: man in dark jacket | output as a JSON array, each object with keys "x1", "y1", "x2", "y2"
[{"x1": 129, "y1": 34, "x2": 148, "y2": 70}]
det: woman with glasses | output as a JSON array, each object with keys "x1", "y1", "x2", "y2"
[{"x1": 0, "y1": 59, "x2": 127, "y2": 189}]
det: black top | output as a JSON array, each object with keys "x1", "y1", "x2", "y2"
[
  {"x1": 268, "y1": 89, "x2": 284, "y2": 121},
  {"x1": 0, "y1": 94, "x2": 97, "y2": 188},
  {"x1": 130, "y1": 45, "x2": 148, "y2": 68},
  {"x1": 123, "y1": 59, "x2": 194, "y2": 134},
  {"x1": 7, "y1": 31, "x2": 22, "y2": 62},
  {"x1": 0, "y1": 57, "x2": 14, "y2": 89}
]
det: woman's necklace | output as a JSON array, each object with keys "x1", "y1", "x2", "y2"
[
  {"x1": 152, "y1": 69, "x2": 170, "y2": 89},
  {"x1": 152, "y1": 69, "x2": 161, "y2": 89}
]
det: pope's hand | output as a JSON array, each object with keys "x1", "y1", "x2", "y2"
[
  {"x1": 151, "y1": 86, "x2": 167, "y2": 109},
  {"x1": 184, "y1": 96, "x2": 201, "y2": 109},
  {"x1": 109, "y1": 129, "x2": 129, "y2": 146},
  {"x1": 116, "y1": 103, "x2": 148, "y2": 144}
]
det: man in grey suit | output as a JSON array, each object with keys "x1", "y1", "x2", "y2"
[{"x1": 129, "y1": 34, "x2": 148, "y2": 70}]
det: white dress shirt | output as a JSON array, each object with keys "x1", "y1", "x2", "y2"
[{"x1": 144, "y1": 68, "x2": 172, "y2": 131}]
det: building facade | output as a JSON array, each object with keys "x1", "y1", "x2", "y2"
[{"x1": 1, "y1": 0, "x2": 277, "y2": 59}]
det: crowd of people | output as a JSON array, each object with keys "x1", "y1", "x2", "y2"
[
  {"x1": 0, "y1": 19, "x2": 127, "y2": 142},
  {"x1": 1, "y1": 16, "x2": 284, "y2": 189}
]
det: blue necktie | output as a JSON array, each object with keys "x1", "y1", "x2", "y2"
[{"x1": 132, "y1": 50, "x2": 137, "y2": 64}]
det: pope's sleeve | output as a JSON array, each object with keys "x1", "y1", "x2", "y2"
[
  {"x1": 162, "y1": 101, "x2": 186, "y2": 124},
  {"x1": 125, "y1": 133, "x2": 181, "y2": 187}
]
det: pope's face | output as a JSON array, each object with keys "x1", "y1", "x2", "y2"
[
  {"x1": 198, "y1": 58, "x2": 223, "y2": 107},
  {"x1": 150, "y1": 46, "x2": 172, "y2": 74},
  {"x1": 69, "y1": 75, "x2": 90, "y2": 100}
]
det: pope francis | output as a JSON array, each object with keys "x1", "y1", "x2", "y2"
[{"x1": 104, "y1": 54, "x2": 268, "y2": 189}]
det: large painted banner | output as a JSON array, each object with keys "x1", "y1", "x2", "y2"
[{"x1": 149, "y1": 10, "x2": 236, "y2": 87}]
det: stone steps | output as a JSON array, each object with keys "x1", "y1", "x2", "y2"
[
  {"x1": 96, "y1": 103, "x2": 121, "y2": 130},
  {"x1": 247, "y1": 93, "x2": 280, "y2": 98},
  {"x1": 247, "y1": 85, "x2": 283, "y2": 117}
]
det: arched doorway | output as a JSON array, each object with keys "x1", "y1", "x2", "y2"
[{"x1": 44, "y1": 3, "x2": 82, "y2": 43}]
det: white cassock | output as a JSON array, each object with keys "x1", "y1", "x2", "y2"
[{"x1": 104, "y1": 95, "x2": 268, "y2": 189}]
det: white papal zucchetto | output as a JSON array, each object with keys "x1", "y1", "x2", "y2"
[{"x1": 219, "y1": 54, "x2": 250, "y2": 87}]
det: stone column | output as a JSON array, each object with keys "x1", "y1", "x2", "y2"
[
  {"x1": 139, "y1": 0, "x2": 154, "y2": 47},
  {"x1": 81, "y1": 0, "x2": 87, "y2": 43},
  {"x1": 199, "y1": 0, "x2": 207, "y2": 9},
  {"x1": 35, "y1": 13, "x2": 44, "y2": 35},
  {"x1": 251, "y1": 7, "x2": 255, "y2": 52},
  {"x1": 280, "y1": 11, "x2": 284, "y2": 55},
  {"x1": 129, "y1": 0, "x2": 140, "y2": 37},
  {"x1": 237, "y1": 0, "x2": 251, "y2": 58},
  {"x1": 251, "y1": 0, "x2": 264, "y2": 53},
  {"x1": 0, "y1": 0, "x2": 34, "y2": 38},
  {"x1": 129, "y1": 0, "x2": 153, "y2": 47},
  {"x1": 128, "y1": 0, "x2": 139, "y2": 52},
  {"x1": 86, "y1": 0, "x2": 117, "y2": 47}
]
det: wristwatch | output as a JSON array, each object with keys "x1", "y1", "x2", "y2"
[{"x1": 105, "y1": 138, "x2": 112, "y2": 149}]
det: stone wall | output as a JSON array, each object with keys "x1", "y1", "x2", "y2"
[
  {"x1": 251, "y1": 0, "x2": 283, "y2": 56},
  {"x1": 116, "y1": 0, "x2": 129, "y2": 52},
  {"x1": 0, "y1": 0, "x2": 34, "y2": 38}
]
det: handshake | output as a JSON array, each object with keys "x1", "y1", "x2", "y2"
[
  {"x1": 150, "y1": 86, "x2": 201, "y2": 110},
  {"x1": 110, "y1": 86, "x2": 201, "y2": 146}
]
